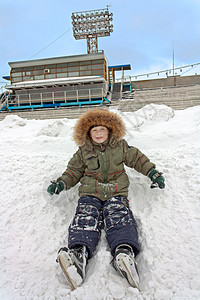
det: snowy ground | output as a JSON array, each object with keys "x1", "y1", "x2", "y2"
[{"x1": 0, "y1": 104, "x2": 200, "y2": 300}]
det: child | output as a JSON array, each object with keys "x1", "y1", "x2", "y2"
[{"x1": 47, "y1": 109, "x2": 165, "y2": 290}]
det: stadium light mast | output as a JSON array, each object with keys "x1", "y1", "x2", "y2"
[{"x1": 71, "y1": 7, "x2": 113, "y2": 54}]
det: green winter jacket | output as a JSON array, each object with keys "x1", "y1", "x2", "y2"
[{"x1": 58, "y1": 135, "x2": 155, "y2": 201}]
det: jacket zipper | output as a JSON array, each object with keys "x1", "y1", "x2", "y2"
[{"x1": 100, "y1": 145, "x2": 107, "y2": 183}]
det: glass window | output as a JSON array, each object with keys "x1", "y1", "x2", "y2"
[
  {"x1": 68, "y1": 71, "x2": 79, "y2": 77},
  {"x1": 57, "y1": 68, "x2": 67, "y2": 73},
  {"x1": 45, "y1": 74, "x2": 56, "y2": 79},
  {"x1": 45, "y1": 64, "x2": 56, "y2": 68},
  {"x1": 68, "y1": 62, "x2": 79, "y2": 67},
  {"x1": 49, "y1": 69, "x2": 56, "y2": 74},
  {"x1": 12, "y1": 72, "x2": 22, "y2": 76},
  {"x1": 23, "y1": 67, "x2": 34, "y2": 71},
  {"x1": 92, "y1": 69, "x2": 103, "y2": 75},
  {"x1": 57, "y1": 63, "x2": 67, "y2": 68},
  {"x1": 35, "y1": 75, "x2": 44, "y2": 80},
  {"x1": 80, "y1": 66, "x2": 87, "y2": 71},
  {"x1": 80, "y1": 65, "x2": 91, "y2": 71},
  {"x1": 12, "y1": 68, "x2": 22, "y2": 72},
  {"x1": 25, "y1": 71, "x2": 33, "y2": 76},
  {"x1": 80, "y1": 70, "x2": 92, "y2": 76},
  {"x1": 92, "y1": 64, "x2": 104, "y2": 70},
  {"x1": 34, "y1": 66, "x2": 43, "y2": 70},
  {"x1": 80, "y1": 60, "x2": 91, "y2": 65},
  {"x1": 68, "y1": 66, "x2": 79, "y2": 72},
  {"x1": 34, "y1": 70, "x2": 44, "y2": 75},
  {"x1": 57, "y1": 73, "x2": 68, "y2": 78},
  {"x1": 23, "y1": 76, "x2": 33, "y2": 81},
  {"x1": 12, "y1": 77, "x2": 22, "y2": 83},
  {"x1": 92, "y1": 59, "x2": 104, "y2": 64}
]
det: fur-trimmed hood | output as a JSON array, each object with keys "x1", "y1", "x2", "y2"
[{"x1": 73, "y1": 109, "x2": 126, "y2": 146}]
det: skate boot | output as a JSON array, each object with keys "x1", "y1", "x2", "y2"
[
  {"x1": 57, "y1": 245, "x2": 88, "y2": 290},
  {"x1": 113, "y1": 244, "x2": 140, "y2": 290}
]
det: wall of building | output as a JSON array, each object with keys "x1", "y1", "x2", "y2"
[{"x1": 132, "y1": 75, "x2": 200, "y2": 89}]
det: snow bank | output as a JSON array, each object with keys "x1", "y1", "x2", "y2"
[{"x1": 0, "y1": 104, "x2": 200, "y2": 300}]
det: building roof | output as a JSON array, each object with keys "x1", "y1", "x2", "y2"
[
  {"x1": 2, "y1": 75, "x2": 10, "y2": 81},
  {"x1": 108, "y1": 64, "x2": 131, "y2": 71},
  {"x1": 8, "y1": 52, "x2": 106, "y2": 69}
]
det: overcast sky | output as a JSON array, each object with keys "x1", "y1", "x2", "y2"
[{"x1": 1, "y1": 0, "x2": 200, "y2": 84}]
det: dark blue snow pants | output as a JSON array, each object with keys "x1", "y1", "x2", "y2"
[{"x1": 68, "y1": 195, "x2": 140, "y2": 259}]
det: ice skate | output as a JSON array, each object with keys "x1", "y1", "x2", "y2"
[
  {"x1": 57, "y1": 245, "x2": 88, "y2": 290},
  {"x1": 113, "y1": 244, "x2": 140, "y2": 291}
]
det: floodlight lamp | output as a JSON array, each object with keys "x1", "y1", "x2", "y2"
[{"x1": 71, "y1": 7, "x2": 113, "y2": 53}]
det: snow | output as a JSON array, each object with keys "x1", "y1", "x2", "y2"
[{"x1": 0, "y1": 104, "x2": 200, "y2": 300}]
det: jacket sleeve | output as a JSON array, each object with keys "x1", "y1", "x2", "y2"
[
  {"x1": 122, "y1": 140, "x2": 156, "y2": 175},
  {"x1": 57, "y1": 148, "x2": 86, "y2": 190}
]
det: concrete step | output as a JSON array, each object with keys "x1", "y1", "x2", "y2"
[
  {"x1": 119, "y1": 99, "x2": 200, "y2": 111},
  {"x1": 0, "y1": 105, "x2": 109, "y2": 121},
  {"x1": 133, "y1": 85, "x2": 200, "y2": 97},
  {"x1": 1, "y1": 84, "x2": 200, "y2": 121}
]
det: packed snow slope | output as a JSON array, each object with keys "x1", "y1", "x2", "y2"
[{"x1": 0, "y1": 104, "x2": 200, "y2": 300}]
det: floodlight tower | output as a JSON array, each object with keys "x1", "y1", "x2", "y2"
[{"x1": 71, "y1": 7, "x2": 113, "y2": 54}]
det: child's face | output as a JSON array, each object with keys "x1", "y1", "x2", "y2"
[{"x1": 90, "y1": 126, "x2": 109, "y2": 144}]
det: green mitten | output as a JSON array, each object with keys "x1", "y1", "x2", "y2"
[
  {"x1": 148, "y1": 169, "x2": 165, "y2": 189},
  {"x1": 47, "y1": 180, "x2": 65, "y2": 195}
]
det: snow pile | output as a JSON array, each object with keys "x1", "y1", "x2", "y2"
[{"x1": 0, "y1": 104, "x2": 200, "y2": 300}]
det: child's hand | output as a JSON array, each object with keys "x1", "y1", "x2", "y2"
[
  {"x1": 148, "y1": 169, "x2": 165, "y2": 189},
  {"x1": 47, "y1": 180, "x2": 65, "y2": 195}
]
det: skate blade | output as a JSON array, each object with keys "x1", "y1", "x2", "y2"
[
  {"x1": 116, "y1": 254, "x2": 140, "y2": 291},
  {"x1": 121, "y1": 257, "x2": 140, "y2": 291},
  {"x1": 58, "y1": 255, "x2": 77, "y2": 290}
]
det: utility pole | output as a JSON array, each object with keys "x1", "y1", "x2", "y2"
[{"x1": 172, "y1": 42, "x2": 175, "y2": 77}]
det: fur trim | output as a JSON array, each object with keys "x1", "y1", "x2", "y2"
[{"x1": 73, "y1": 109, "x2": 126, "y2": 146}]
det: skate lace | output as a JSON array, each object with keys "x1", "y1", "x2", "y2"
[{"x1": 71, "y1": 248, "x2": 83, "y2": 259}]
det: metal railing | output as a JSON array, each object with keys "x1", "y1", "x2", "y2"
[
  {"x1": 6, "y1": 87, "x2": 108, "y2": 108},
  {"x1": 0, "y1": 92, "x2": 10, "y2": 111},
  {"x1": 115, "y1": 62, "x2": 200, "y2": 83}
]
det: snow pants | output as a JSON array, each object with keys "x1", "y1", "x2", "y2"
[{"x1": 68, "y1": 195, "x2": 140, "y2": 259}]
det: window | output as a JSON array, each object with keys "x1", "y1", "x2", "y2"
[
  {"x1": 58, "y1": 63, "x2": 67, "y2": 68},
  {"x1": 45, "y1": 64, "x2": 56, "y2": 69},
  {"x1": 92, "y1": 59, "x2": 104, "y2": 64},
  {"x1": 12, "y1": 77, "x2": 22, "y2": 83},
  {"x1": 92, "y1": 64, "x2": 104, "y2": 70},
  {"x1": 92, "y1": 69, "x2": 104, "y2": 75},
  {"x1": 34, "y1": 70, "x2": 44, "y2": 75},
  {"x1": 35, "y1": 75, "x2": 44, "y2": 80},
  {"x1": 68, "y1": 62, "x2": 79, "y2": 67},
  {"x1": 68, "y1": 66, "x2": 79, "y2": 72},
  {"x1": 80, "y1": 65, "x2": 91, "y2": 70},
  {"x1": 45, "y1": 74, "x2": 56, "y2": 79},
  {"x1": 23, "y1": 76, "x2": 33, "y2": 81},
  {"x1": 80, "y1": 70, "x2": 92, "y2": 76},
  {"x1": 49, "y1": 69, "x2": 56, "y2": 74},
  {"x1": 12, "y1": 72, "x2": 22, "y2": 77},
  {"x1": 25, "y1": 71, "x2": 33, "y2": 76},
  {"x1": 80, "y1": 66, "x2": 87, "y2": 71},
  {"x1": 35, "y1": 66, "x2": 43, "y2": 70},
  {"x1": 80, "y1": 60, "x2": 91, "y2": 65},
  {"x1": 68, "y1": 71, "x2": 79, "y2": 77},
  {"x1": 57, "y1": 68, "x2": 67, "y2": 73},
  {"x1": 57, "y1": 73, "x2": 68, "y2": 78},
  {"x1": 12, "y1": 68, "x2": 22, "y2": 72}
]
